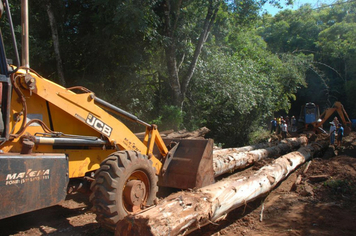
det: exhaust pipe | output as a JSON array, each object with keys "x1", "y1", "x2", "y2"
[{"x1": 21, "y1": 0, "x2": 29, "y2": 68}]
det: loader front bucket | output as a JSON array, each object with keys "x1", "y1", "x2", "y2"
[{"x1": 157, "y1": 138, "x2": 214, "y2": 189}]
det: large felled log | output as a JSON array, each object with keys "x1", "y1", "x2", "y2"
[
  {"x1": 213, "y1": 140, "x2": 278, "y2": 156},
  {"x1": 212, "y1": 137, "x2": 303, "y2": 156},
  {"x1": 115, "y1": 140, "x2": 328, "y2": 236},
  {"x1": 213, "y1": 137, "x2": 308, "y2": 177}
]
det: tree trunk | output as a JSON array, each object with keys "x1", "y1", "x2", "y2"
[
  {"x1": 163, "y1": 0, "x2": 220, "y2": 110},
  {"x1": 181, "y1": 0, "x2": 220, "y2": 99},
  {"x1": 163, "y1": 0, "x2": 183, "y2": 108},
  {"x1": 213, "y1": 137, "x2": 308, "y2": 177},
  {"x1": 115, "y1": 140, "x2": 328, "y2": 236},
  {"x1": 213, "y1": 142, "x2": 276, "y2": 156},
  {"x1": 45, "y1": 0, "x2": 66, "y2": 86},
  {"x1": 212, "y1": 136, "x2": 305, "y2": 156},
  {"x1": 165, "y1": 45, "x2": 183, "y2": 107}
]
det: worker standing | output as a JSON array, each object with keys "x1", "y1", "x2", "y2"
[
  {"x1": 281, "y1": 120, "x2": 288, "y2": 139},
  {"x1": 271, "y1": 118, "x2": 277, "y2": 134},
  {"x1": 291, "y1": 116, "x2": 297, "y2": 132},
  {"x1": 276, "y1": 116, "x2": 282, "y2": 134},
  {"x1": 285, "y1": 116, "x2": 290, "y2": 127},
  {"x1": 329, "y1": 122, "x2": 336, "y2": 145},
  {"x1": 333, "y1": 117, "x2": 339, "y2": 127},
  {"x1": 336, "y1": 123, "x2": 344, "y2": 148}
]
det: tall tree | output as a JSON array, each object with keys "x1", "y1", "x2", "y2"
[
  {"x1": 155, "y1": 0, "x2": 291, "y2": 111},
  {"x1": 161, "y1": 0, "x2": 220, "y2": 110},
  {"x1": 44, "y1": 0, "x2": 66, "y2": 86}
]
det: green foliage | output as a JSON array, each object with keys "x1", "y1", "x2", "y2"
[
  {"x1": 258, "y1": 0, "x2": 356, "y2": 118},
  {"x1": 317, "y1": 21, "x2": 356, "y2": 84},
  {"x1": 184, "y1": 27, "x2": 307, "y2": 146},
  {"x1": 151, "y1": 105, "x2": 184, "y2": 131},
  {"x1": 323, "y1": 179, "x2": 356, "y2": 195},
  {"x1": 248, "y1": 127, "x2": 271, "y2": 144}
]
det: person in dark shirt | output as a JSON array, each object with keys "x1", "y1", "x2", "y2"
[
  {"x1": 337, "y1": 123, "x2": 344, "y2": 148},
  {"x1": 271, "y1": 118, "x2": 277, "y2": 134}
]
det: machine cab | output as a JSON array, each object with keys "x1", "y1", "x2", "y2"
[{"x1": 304, "y1": 102, "x2": 320, "y2": 124}]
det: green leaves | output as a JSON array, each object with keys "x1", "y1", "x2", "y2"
[
  {"x1": 258, "y1": 1, "x2": 356, "y2": 121},
  {"x1": 183, "y1": 24, "x2": 307, "y2": 146},
  {"x1": 318, "y1": 22, "x2": 356, "y2": 61}
]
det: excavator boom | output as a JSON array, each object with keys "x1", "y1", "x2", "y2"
[{"x1": 315, "y1": 102, "x2": 352, "y2": 135}]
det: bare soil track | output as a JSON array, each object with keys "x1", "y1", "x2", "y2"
[{"x1": 1, "y1": 132, "x2": 356, "y2": 236}]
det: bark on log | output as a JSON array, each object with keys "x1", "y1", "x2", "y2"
[
  {"x1": 213, "y1": 140, "x2": 277, "y2": 156},
  {"x1": 116, "y1": 140, "x2": 328, "y2": 236},
  {"x1": 213, "y1": 137, "x2": 308, "y2": 177},
  {"x1": 165, "y1": 127, "x2": 210, "y2": 139},
  {"x1": 137, "y1": 128, "x2": 208, "y2": 139}
]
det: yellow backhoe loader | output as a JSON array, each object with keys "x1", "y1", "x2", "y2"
[
  {"x1": 314, "y1": 101, "x2": 352, "y2": 136},
  {"x1": 299, "y1": 101, "x2": 352, "y2": 136},
  {"x1": 0, "y1": 1, "x2": 214, "y2": 231}
]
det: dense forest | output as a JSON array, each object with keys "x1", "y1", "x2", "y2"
[{"x1": 1, "y1": 0, "x2": 355, "y2": 147}]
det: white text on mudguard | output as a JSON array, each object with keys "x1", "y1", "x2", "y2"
[{"x1": 5, "y1": 169, "x2": 50, "y2": 185}]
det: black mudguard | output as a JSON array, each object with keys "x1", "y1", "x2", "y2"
[{"x1": 0, "y1": 153, "x2": 69, "y2": 219}]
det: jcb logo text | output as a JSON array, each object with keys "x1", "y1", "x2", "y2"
[{"x1": 86, "y1": 114, "x2": 112, "y2": 137}]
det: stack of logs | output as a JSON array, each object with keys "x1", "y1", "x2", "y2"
[{"x1": 116, "y1": 136, "x2": 328, "y2": 236}]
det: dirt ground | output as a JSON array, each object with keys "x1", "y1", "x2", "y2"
[{"x1": 1, "y1": 133, "x2": 355, "y2": 236}]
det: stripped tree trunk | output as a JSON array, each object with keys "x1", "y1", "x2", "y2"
[
  {"x1": 213, "y1": 137, "x2": 307, "y2": 156},
  {"x1": 213, "y1": 141, "x2": 277, "y2": 156},
  {"x1": 115, "y1": 140, "x2": 328, "y2": 236},
  {"x1": 214, "y1": 137, "x2": 308, "y2": 177}
]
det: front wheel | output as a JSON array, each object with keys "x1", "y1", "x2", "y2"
[{"x1": 90, "y1": 150, "x2": 158, "y2": 231}]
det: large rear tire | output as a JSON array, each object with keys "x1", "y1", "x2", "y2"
[{"x1": 90, "y1": 150, "x2": 158, "y2": 231}]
